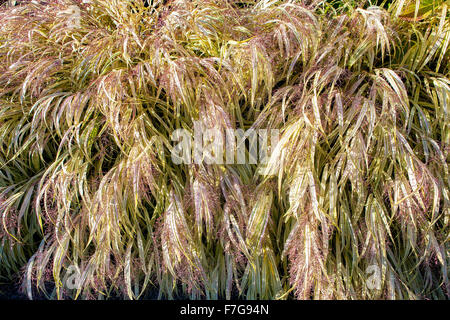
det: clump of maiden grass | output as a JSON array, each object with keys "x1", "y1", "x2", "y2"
[{"x1": 0, "y1": 0, "x2": 448, "y2": 299}]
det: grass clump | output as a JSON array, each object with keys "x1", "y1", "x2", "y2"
[{"x1": 0, "y1": 0, "x2": 448, "y2": 299}]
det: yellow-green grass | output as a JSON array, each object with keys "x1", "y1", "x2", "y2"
[{"x1": 0, "y1": 0, "x2": 448, "y2": 299}]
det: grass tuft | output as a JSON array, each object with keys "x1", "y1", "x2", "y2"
[{"x1": 0, "y1": 0, "x2": 448, "y2": 299}]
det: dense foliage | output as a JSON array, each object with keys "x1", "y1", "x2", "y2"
[{"x1": 0, "y1": 0, "x2": 448, "y2": 299}]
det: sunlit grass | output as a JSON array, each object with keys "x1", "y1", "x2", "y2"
[{"x1": 0, "y1": 0, "x2": 448, "y2": 299}]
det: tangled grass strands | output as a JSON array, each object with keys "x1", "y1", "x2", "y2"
[{"x1": 0, "y1": 0, "x2": 448, "y2": 299}]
